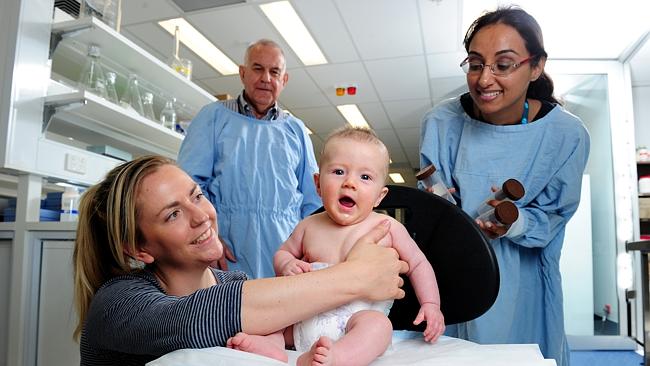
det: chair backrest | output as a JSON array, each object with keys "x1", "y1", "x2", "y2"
[{"x1": 377, "y1": 185, "x2": 499, "y2": 330}]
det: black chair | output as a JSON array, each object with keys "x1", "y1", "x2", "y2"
[{"x1": 376, "y1": 185, "x2": 499, "y2": 330}]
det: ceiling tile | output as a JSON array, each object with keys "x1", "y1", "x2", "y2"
[
  {"x1": 199, "y1": 75, "x2": 242, "y2": 97},
  {"x1": 419, "y1": 0, "x2": 462, "y2": 54},
  {"x1": 357, "y1": 102, "x2": 391, "y2": 130},
  {"x1": 429, "y1": 75, "x2": 466, "y2": 104},
  {"x1": 375, "y1": 129, "x2": 407, "y2": 164},
  {"x1": 365, "y1": 56, "x2": 430, "y2": 101},
  {"x1": 187, "y1": 5, "x2": 301, "y2": 68},
  {"x1": 279, "y1": 68, "x2": 331, "y2": 109},
  {"x1": 290, "y1": 106, "x2": 346, "y2": 135},
  {"x1": 292, "y1": 0, "x2": 359, "y2": 63},
  {"x1": 426, "y1": 52, "x2": 467, "y2": 78},
  {"x1": 306, "y1": 62, "x2": 379, "y2": 104},
  {"x1": 383, "y1": 99, "x2": 432, "y2": 129},
  {"x1": 335, "y1": 0, "x2": 423, "y2": 59}
]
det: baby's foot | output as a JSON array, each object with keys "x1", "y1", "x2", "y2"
[
  {"x1": 226, "y1": 332, "x2": 288, "y2": 362},
  {"x1": 297, "y1": 336, "x2": 335, "y2": 366}
]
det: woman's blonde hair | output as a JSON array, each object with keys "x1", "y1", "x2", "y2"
[{"x1": 73, "y1": 155, "x2": 174, "y2": 340}]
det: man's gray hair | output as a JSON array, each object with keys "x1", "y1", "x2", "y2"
[{"x1": 244, "y1": 39, "x2": 286, "y2": 71}]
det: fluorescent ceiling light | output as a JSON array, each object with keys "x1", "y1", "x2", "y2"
[
  {"x1": 159, "y1": 18, "x2": 239, "y2": 75},
  {"x1": 260, "y1": 1, "x2": 327, "y2": 66},
  {"x1": 336, "y1": 104, "x2": 370, "y2": 128},
  {"x1": 389, "y1": 173, "x2": 405, "y2": 184}
]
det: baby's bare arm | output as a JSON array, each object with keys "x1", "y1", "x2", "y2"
[
  {"x1": 274, "y1": 219, "x2": 311, "y2": 276},
  {"x1": 387, "y1": 216, "x2": 439, "y2": 307}
]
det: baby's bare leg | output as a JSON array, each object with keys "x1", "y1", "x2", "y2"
[
  {"x1": 298, "y1": 310, "x2": 392, "y2": 366},
  {"x1": 226, "y1": 330, "x2": 288, "y2": 362}
]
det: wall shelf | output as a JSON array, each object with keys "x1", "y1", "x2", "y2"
[
  {"x1": 44, "y1": 90, "x2": 182, "y2": 158},
  {"x1": 51, "y1": 17, "x2": 215, "y2": 116}
]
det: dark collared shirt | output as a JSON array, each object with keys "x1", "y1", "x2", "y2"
[{"x1": 220, "y1": 91, "x2": 286, "y2": 120}]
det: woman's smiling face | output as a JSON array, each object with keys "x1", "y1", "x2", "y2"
[
  {"x1": 466, "y1": 23, "x2": 544, "y2": 124},
  {"x1": 135, "y1": 164, "x2": 223, "y2": 268}
]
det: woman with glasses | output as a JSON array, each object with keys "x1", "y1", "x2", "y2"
[{"x1": 419, "y1": 6, "x2": 590, "y2": 366}]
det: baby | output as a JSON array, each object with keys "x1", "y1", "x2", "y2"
[{"x1": 228, "y1": 126, "x2": 445, "y2": 366}]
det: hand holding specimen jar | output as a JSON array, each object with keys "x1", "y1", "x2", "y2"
[
  {"x1": 475, "y1": 179, "x2": 525, "y2": 226},
  {"x1": 416, "y1": 164, "x2": 456, "y2": 204}
]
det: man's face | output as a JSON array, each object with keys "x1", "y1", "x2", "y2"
[{"x1": 239, "y1": 44, "x2": 288, "y2": 117}]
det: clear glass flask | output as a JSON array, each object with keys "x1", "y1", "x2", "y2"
[
  {"x1": 78, "y1": 44, "x2": 108, "y2": 100},
  {"x1": 160, "y1": 98, "x2": 177, "y2": 130},
  {"x1": 475, "y1": 178, "x2": 525, "y2": 216},
  {"x1": 119, "y1": 73, "x2": 144, "y2": 115},
  {"x1": 416, "y1": 164, "x2": 456, "y2": 204},
  {"x1": 142, "y1": 92, "x2": 156, "y2": 121},
  {"x1": 104, "y1": 71, "x2": 119, "y2": 104},
  {"x1": 168, "y1": 26, "x2": 192, "y2": 80}
]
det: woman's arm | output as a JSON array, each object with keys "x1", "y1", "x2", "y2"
[{"x1": 241, "y1": 220, "x2": 408, "y2": 334}]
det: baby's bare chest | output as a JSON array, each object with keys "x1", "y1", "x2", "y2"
[{"x1": 302, "y1": 215, "x2": 392, "y2": 264}]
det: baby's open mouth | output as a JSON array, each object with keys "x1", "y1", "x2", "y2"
[{"x1": 339, "y1": 196, "x2": 356, "y2": 208}]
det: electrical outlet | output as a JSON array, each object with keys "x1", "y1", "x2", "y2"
[{"x1": 65, "y1": 153, "x2": 87, "y2": 174}]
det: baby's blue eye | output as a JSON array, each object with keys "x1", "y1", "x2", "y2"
[
  {"x1": 334, "y1": 169, "x2": 344, "y2": 175},
  {"x1": 361, "y1": 174, "x2": 370, "y2": 180}
]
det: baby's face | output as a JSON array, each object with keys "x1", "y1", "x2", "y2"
[{"x1": 316, "y1": 138, "x2": 389, "y2": 226}]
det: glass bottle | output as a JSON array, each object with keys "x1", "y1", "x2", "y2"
[
  {"x1": 104, "y1": 71, "x2": 119, "y2": 104},
  {"x1": 475, "y1": 178, "x2": 525, "y2": 217},
  {"x1": 416, "y1": 164, "x2": 456, "y2": 204},
  {"x1": 142, "y1": 92, "x2": 156, "y2": 121},
  {"x1": 476, "y1": 200, "x2": 519, "y2": 226},
  {"x1": 160, "y1": 98, "x2": 177, "y2": 130},
  {"x1": 78, "y1": 44, "x2": 108, "y2": 100},
  {"x1": 168, "y1": 26, "x2": 192, "y2": 80},
  {"x1": 119, "y1": 73, "x2": 144, "y2": 115}
]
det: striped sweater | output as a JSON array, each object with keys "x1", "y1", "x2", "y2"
[{"x1": 80, "y1": 268, "x2": 246, "y2": 365}]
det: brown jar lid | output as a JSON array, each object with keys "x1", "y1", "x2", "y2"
[
  {"x1": 416, "y1": 164, "x2": 436, "y2": 180},
  {"x1": 494, "y1": 201, "x2": 519, "y2": 225},
  {"x1": 502, "y1": 179, "x2": 525, "y2": 200}
]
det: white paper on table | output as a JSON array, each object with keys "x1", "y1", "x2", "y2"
[{"x1": 147, "y1": 333, "x2": 556, "y2": 366}]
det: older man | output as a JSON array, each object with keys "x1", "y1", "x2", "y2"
[{"x1": 177, "y1": 39, "x2": 321, "y2": 279}]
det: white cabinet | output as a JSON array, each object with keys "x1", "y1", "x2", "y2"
[
  {"x1": 37, "y1": 240, "x2": 79, "y2": 366},
  {"x1": 0, "y1": 238, "x2": 12, "y2": 366}
]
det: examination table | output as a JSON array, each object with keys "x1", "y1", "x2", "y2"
[{"x1": 147, "y1": 186, "x2": 557, "y2": 365}]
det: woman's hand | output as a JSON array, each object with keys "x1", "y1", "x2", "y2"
[
  {"x1": 475, "y1": 218, "x2": 509, "y2": 239},
  {"x1": 345, "y1": 220, "x2": 409, "y2": 301}
]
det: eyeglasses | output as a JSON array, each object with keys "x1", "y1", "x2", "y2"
[{"x1": 459, "y1": 56, "x2": 534, "y2": 76}]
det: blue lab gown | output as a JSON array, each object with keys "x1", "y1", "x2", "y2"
[
  {"x1": 420, "y1": 96, "x2": 590, "y2": 366},
  {"x1": 178, "y1": 102, "x2": 321, "y2": 279}
]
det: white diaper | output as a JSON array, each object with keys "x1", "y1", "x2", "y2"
[{"x1": 293, "y1": 262, "x2": 393, "y2": 352}]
